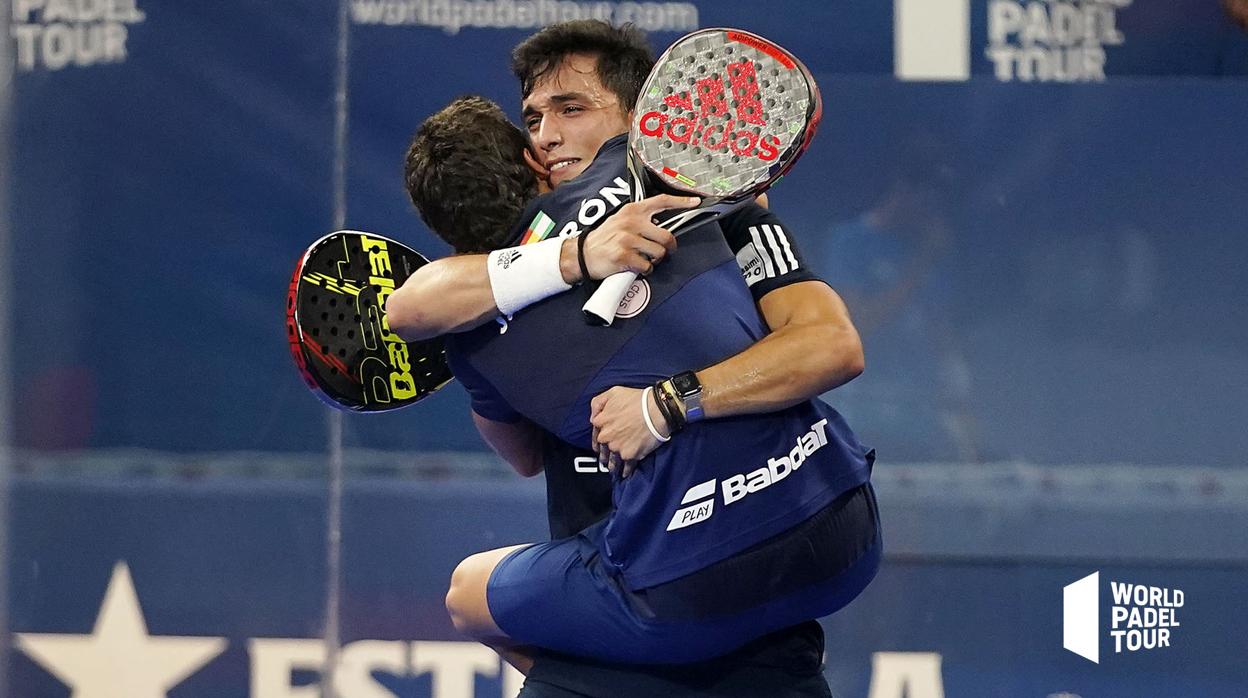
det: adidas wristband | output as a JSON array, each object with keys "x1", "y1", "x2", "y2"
[{"x1": 487, "y1": 236, "x2": 573, "y2": 317}]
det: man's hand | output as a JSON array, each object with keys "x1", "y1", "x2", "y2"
[
  {"x1": 559, "y1": 195, "x2": 697, "y2": 283},
  {"x1": 589, "y1": 386, "x2": 668, "y2": 477}
]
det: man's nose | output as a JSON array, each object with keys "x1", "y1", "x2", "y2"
[{"x1": 535, "y1": 117, "x2": 562, "y2": 151}]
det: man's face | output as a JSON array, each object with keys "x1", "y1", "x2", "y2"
[{"x1": 521, "y1": 53, "x2": 630, "y2": 188}]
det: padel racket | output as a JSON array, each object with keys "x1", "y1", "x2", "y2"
[
  {"x1": 582, "y1": 28, "x2": 822, "y2": 325},
  {"x1": 286, "y1": 230, "x2": 453, "y2": 411}
]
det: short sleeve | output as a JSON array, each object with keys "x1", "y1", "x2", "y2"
[
  {"x1": 444, "y1": 339, "x2": 523, "y2": 424},
  {"x1": 720, "y1": 203, "x2": 821, "y2": 300}
]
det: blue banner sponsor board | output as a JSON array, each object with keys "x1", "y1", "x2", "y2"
[{"x1": 9, "y1": 476, "x2": 1247, "y2": 697}]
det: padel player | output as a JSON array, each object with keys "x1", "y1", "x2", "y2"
[
  {"x1": 398, "y1": 99, "x2": 878, "y2": 653},
  {"x1": 389, "y1": 20, "x2": 878, "y2": 694}
]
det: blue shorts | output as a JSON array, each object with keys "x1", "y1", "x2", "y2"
[{"x1": 486, "y1": 484, "x2": 881, "y2": 664}]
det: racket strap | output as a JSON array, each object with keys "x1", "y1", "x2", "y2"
[{"x1": 655, "y1": 198, "x2": 750, "y2": 235}]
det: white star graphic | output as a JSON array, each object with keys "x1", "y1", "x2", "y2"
[{"x1": 16, "y1": 561, "x2": 227, "y2": 698}]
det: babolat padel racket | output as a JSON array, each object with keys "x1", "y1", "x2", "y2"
[
  {"x1": 582, "y1": 28, "x2": 822, "y2": 325},
  {"x1": 286, "y1": 230, "x2": 453, "y2": 411}
]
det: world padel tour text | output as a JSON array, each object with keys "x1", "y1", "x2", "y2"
[
  {"x1": 1109, "y1": 581, "x2": 1182, "y2": 654},
  {"x1": 11, "y1": 0, "x2": 146, "y2": 71}
]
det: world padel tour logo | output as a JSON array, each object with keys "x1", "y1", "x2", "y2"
[
  {"x1": 893, "y1": 0, "x2": 1134, "y2": 82},
  {"x1": 1063, "y1": 571, "x2": 1184, "y2": 664},
  {"x1": 11, "y1": 0, "x2": 147, "y2": 72},
  {"x1": 983, "y1": 0, "x2": 1132, "y2": 82}
]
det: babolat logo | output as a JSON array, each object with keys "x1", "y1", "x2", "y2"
[
  {"x1": 359, "y1": 235, "x2": 419, "y2": 402},
  {"x1": 723, "y1": 418, "x2": 829, "y2": 504},
  {"x1": 554, "y1": 176, "x2": 634, "y2": 238},
  {"x1": 665, "y1": 419, "x2": 830, "y2": 531},
  {"x1": 667, "y1": 478, "x2": 717, "y2": 531}
]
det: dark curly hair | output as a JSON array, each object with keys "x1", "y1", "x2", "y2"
[
  {"x1": 511, "y1": 20, "x2": 654, "y2": 109},
  {"x1": 404, "y1": 96, "x2": 537, "y2": 254}
]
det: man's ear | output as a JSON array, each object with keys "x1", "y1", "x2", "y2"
[
  {"x1": 521, "y1": 146, "x2": 551, "y2": 192},
  {"x1": 523, "y1": 147, "x2": 549, "y2": 177},
  {"x1": 523, "y1": 147, "x2": 552, "y2": 193}
]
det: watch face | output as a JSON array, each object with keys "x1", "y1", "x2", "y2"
[{"x1": 672, "y1": 372, "x2": 699, "y2": 394}]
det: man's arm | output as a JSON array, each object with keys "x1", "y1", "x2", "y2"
[
  {"x1": 472, "y1": 412, "x2": 546, "y2": 477},
  {"x1": 590, "y1": 206, "x2": 864, "y2": 471},
  {"x1": 589, "y1": 280, "x2": 863, "y2": 470},
  {"x1": 678, "y1": 205, "x2": 865, "y2": 415},
  {"x1": 387, "y1": 196, "x2": 692, "y2": 341},
  {"x1": 386, "y1": 253, "x2": 502, "y2": 339},
  {"x1": 386, "y1": 241, "x2": 579, "y2": 341},
  {"x1": 699, "y1": 280, "x2": 863, "y2": 418}
]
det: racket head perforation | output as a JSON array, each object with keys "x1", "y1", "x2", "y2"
[
  {"x1": 630, "y1": 28, "x2": 821, "y2": 200},
  {"x1": 286, "y1": 230, "x2": 454, "y2": 412}
]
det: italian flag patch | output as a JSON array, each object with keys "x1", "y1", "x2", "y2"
[{"x1": 520, "y1": 211, "x2": 555, "y2": 245}]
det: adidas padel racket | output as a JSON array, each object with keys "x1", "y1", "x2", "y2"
[{"x1": 582, "y1": 28, "x2": 822, "y2": 325}]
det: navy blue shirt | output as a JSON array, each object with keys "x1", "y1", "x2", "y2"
[{"x1": 448, "y1": 135, "x2": 872, "y2": 589}]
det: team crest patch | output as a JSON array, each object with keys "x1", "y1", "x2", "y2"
[{"x1": 615, "y1": 278, "x2": 651, "y2": 319}]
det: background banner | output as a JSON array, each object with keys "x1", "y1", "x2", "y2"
[{"x1": 9, "y1": 1, "x2": 1248, "y2": 696}]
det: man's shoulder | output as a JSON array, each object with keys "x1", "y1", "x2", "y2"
[{"x1": 718, "y1": 201, "x2": 790, "y2": 244}]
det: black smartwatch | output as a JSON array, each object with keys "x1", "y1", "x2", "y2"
[{"x1": 669, "y1": 371, "x2": 704, "y2": 424}]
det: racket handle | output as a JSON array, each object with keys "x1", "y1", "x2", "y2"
[{"x1": 582, "y1": 271, "x2": 639, "y2": 326}]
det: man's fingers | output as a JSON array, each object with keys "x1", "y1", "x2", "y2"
[
  {"x1": 627, "y1": 253, "x2": 654, "y2": 276},
  {"x1": 637, "y1": 225, "x2": 677, "y2": 255},
  {"x1": 638, "y1": 194, "x2": 700, "y2": 215},
  {"x1": 633, "y1": 238, "x2": 668, "y2": 264}
]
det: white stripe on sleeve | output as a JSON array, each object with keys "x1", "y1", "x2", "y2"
[
  {"x1": 761, "y1": 224, "x2": 789, "y2": 275},
  {"x1": 749, "y1": 226, "x2": 777, "y2": 278},
  {"x1": 772, "y1": 224, "x2": 799, "y2": 269}
]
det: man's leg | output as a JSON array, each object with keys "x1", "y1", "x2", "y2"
[{"x1": 446, "y1": 544, "x2": 539, "y2": 674}]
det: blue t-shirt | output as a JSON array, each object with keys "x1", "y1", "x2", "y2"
[{"x1": 447, "y1": 135, "x2": 872, "y2": 589}]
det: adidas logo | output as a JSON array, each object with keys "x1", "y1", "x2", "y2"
[{"x1": 497, "y1": 250, "x2": 522, "y2": 269}]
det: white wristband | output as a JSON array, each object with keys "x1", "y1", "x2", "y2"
[
  {"x1": 641, "y1": 386, "x2": 671, "y2": 443},
  {"x1": 487, "y1": 236, "x2": 572, "y2": 317}
]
